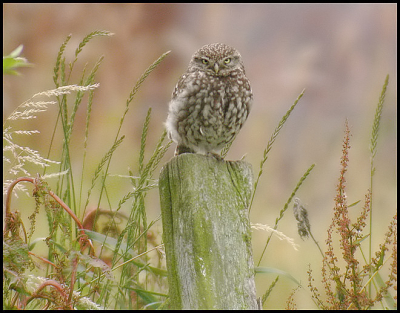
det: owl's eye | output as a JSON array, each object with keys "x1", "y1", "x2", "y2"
[
  {"x1": 224, "y1": 58, "x2": 231, "y2": 64},
  {"x1": 202, "y1": 59, "x2": 209, "y2": 65}
]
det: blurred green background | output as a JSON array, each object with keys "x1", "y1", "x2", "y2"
[{"x1": 3, "y1": 3, "x2": 396, "y2": 309}]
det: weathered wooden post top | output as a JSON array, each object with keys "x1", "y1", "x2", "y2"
[{"x1": 159, "y1": 154, "x2": 258, "y2": 310}]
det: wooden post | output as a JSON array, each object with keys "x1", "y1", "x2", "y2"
[{"x1": 159, "y1": 154, "x2": 258, "y2": 310}]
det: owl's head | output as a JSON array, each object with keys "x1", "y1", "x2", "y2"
[{"x1": 189, "y1": 43, "x2": 244, "y2": 76}]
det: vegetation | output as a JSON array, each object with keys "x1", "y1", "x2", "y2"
[{"x1": 3, "y1": 31, "x2": 396, "y2": 309}]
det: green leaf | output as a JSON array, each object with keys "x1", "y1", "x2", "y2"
[
  {"x1": 3, "y1": 45, "x2": 33, "y2": 75},
  {"x1": 9, "y1": 44, "x2": 24, "y2": 58},
  {"x1": 255, "y1": 266, "x2": 302, "y2": 286},
  {"x1": 83, "y1": 229, "x2": 167, "y2": 277}
]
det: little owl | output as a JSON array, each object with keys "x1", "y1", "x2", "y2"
[{"x1": 166, "y1": 43, "x2": 253, "y2": 157}]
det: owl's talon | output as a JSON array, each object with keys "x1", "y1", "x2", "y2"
[
  {"x1": 175, "y1": 145, "x2": 195, "y2": 155},
  {"x1": 207, "y1": 152, "x2": 224, "y2": 161}
]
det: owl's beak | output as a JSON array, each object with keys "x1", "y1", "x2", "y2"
[{"x1": 213, "y1": 63, "x2": 219, "y2": 74}]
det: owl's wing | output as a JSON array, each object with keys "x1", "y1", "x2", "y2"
[{"x1": 171, "y1": 73, "x2": 190, "y2": 100}]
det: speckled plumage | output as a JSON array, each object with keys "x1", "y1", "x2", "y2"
[{"x1": 166, "y1": 43, "x2": 253, "y2": 156}]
